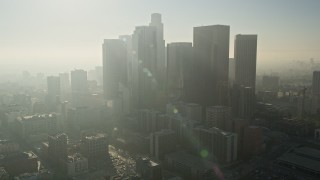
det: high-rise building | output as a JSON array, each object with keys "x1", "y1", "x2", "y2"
[
  {"x1": 59, "y1": 73, "x2": 70, "y2": 95},
  {"x1": 167, "y1": 42, "x2": 193, "y2": 100},
  {"x1": 102, "y1": 39, "x2": 127, "y2": 99},
  {"x1": 47, "y1": 76, "x2": 60, "y2": 97},
  {"x1": 206, "y1": 106, "x2": 232, "y2": 131},
  {"x1": 149, "y1": 13, "x2": 166, "y2": 88},
  {"x1": 194, "y1": 127, "x2": 238, "y2": 163},
  {"x1": 71, "y1": 70, "x2": 88, "y2": 94},
  {"x1": 132, "y1": 26, "x2": 158, "y2": 108},
  {"x1": 150, "y1": 129, "x2": 177, "y2": 160},
  {"x1": 71, "y1": 70, "x2": 88, "y2": 107},
  {"x1": 234, "y1": 34, "x2": 258, "y2": 88},
  {"x1": 46, "y1": 76, "x2": 61, "y2": 111},
  {"x1": 193, "y1": 25, "x2": 230, "y2": 107},
  {"x1": 228, "y1": 58, "x2": 236, "y2": 87},
  {"x1": 312, "y1": 71, "x2": 320, "y2": 95},
  {"x1": 238, "y1": 86, "x2": 255, "y2": 120}
]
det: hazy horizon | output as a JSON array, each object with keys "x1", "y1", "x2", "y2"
[{"x1": 1, "y1": 0, "x2": 320, "y2": 75}]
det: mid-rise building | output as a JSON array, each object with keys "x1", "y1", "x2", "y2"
[
  {"x1": 185, "y1": 103, "x2": 202, "y2": 122},
  {"x1": 48, "y1": 133, "x2": 68, "y2": 168},
  {"x1": 194, "y1": 127, "x2": 238, "y2": 163},
  {"x1": 206, "y1": 106, "x2": 232, "y2": 131},
  {"x1": 66, "y1": 153, "x2": 88, "y2": 177},
  {"x1": 80, "y1": 133, "x2": 108, "y2": 166},
  {"x1": 150, "y1": 129, "x2": 177, "y2": 160},
  {"x1": 0, "y1": 140, "x2": 19, "y2": 154},
  {"x1": 312, "y1": 71, "x2": 320, "y2": 95},
  {"x1": 136, "y1": 157, "x2": 162, "y2": 180},
  {"x1": 15, "y1": 114, "x2": 58, "y2": 142}
]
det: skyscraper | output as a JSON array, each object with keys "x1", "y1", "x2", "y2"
[
  {"x1": 71, "y1": 69, "x2": 88, "y2": 107},
  {"x1": 47, "y1": 76, "x2": 60, "y2": 111},
  {"x1": 312, "y1": 71, "x2": 320, "y2": 95},
  {"x1": 149, "y1": 13, "x2": 166, "y2": 88},
  {"x1": 167, "y1": 42, "x2": 193, "y2": 100},
  {"x1": 132, "y1": 26, "x2": 158, "y2": 109},
  {"x1": 238, "y1": 86, "x2": 255, "y2": 120},
  {"x1": 47, "y1": 76, "x2": 60, "y2": 98},
  {"x1": 193, "y1": 25, "x2": 230, "y2": 107},
  {"x1": 102, "y1": 39, "x2": 127, "y2": 99},
  {"x1": 234, "y1": 34, "x2": 258, "y2": 88}
]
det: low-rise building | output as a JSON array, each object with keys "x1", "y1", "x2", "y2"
[{"x1": 66, "y1": 153, "x2": 88, "y2": 176}]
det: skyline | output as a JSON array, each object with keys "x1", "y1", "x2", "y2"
[{"x1": 1, "y1": 0, "x2": 320, "y2": 74}]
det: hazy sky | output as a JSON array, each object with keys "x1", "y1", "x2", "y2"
[{"x1": 1, "y1": 0, "x2": 320, "y2": 75}]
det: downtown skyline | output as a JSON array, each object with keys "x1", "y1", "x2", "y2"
[{"x1": 1, "y1": 0, "x2": 320, "y2": 75}]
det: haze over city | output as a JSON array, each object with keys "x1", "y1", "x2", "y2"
[
  {"x1": 1, "y1": 1, "x2": 320, "y2": 180},
  {"x1": 1, "y1": 0, "x2": 320, "y2": 75}
]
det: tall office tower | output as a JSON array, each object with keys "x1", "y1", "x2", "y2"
[
  {"x1": 102, "y1": 39, "x2": 127, "y2": 99},
  {"x1": 167, "y1": 42, "x2": 193, "y2": 100},
  {"x1": 234, "y1": 35, "x2": 258, "y2": 88},
  {"x1": 59, "y1": 73, "x2": 70, "y2": 93},
  {"x1": 193, "y1": 25, "x2": 230, "y2": 107},
  {"x1": 47, "y1": 76, "x2": 60, "y2": 97},
  {"x1": 238, "y1": 86, "x2": 255, "y2": 120},
  {"x1": 71, "y1": 69, "x2": 88, "y2": 107},
  {"x1": 47, "y1": 76, "x2": 60, "y2": 111},
  {"x1": 149, "y1": 13, "x2": 166, "y2": 88},
  {"x1": 150, "y1": 129, "x2": 177, "y2": 160},
  {"x1": 194, "y1": 127, "x2": 238, "y2": 163},
  {"x1": 132, "y1": 26, "x2": 158, "y2": 109},
  {"x1": 206, "y1": 106, "x2": 232, "y2": 131},
  {"x1": 228, "y1": 58, "x2": 236, "y2": 87},
  {"x1": 312, "y1": 71, "x2": 320, "y2": 95}
]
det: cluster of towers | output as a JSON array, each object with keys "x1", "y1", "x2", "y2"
[{"x1": 102, "y1": 13, "x2": 258, "y2": 118}]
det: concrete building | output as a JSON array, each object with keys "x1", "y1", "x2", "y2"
[
  {"x1": 150, "y1": 129, "x2": 177, "y2": 160},
  {"x1": 167, "y1": 42, "x2": 193, "y2": 100},
  {"x1": 138, "y1": 109, "x2": 169, "y2": 133},
  {"x1": 81, "y1": 133, "x2": 108, "y2": 165},
  {"x1": 0, "y1": 151, "x2": 38, "y2": 176},
  {"x1": 48, "y1": 133, "x2": 68, "y2": 168},
  {"x1": 46, "y1": 76, "x2": 60, "y2": 111},
  {"x1": 66, "y1": 153, "x2": 88, "y2": 177},
  {"x1": 234, "y1": 34, "x2": 258, "y2": 88},
  {"x1": 206, "y1": 106, "x2": 232, "y2": 131},
  {"x1": 228, "y1": 58, "x2": 236, "y2": 87},
  {"x1": 193, "y1": 25, "x2": 230, "y2": 107},
  {"x1": 102, "y1": 39, "x2": 127, "y2": 100},
  {"x1": 136, "y1": 157, "x2": 162, "y2": 180},
  {"x1": 165, "y1": 151, "x2": 216, "y2": 179},
  {"x1": 71, "y1": 69, "x2": 88, "y2": 107},
  {"x1": 0, "y1": 140, "x2": 19, "y2": 154},
  {"x1": 194, "y1": 127, "x2": 238, "y2": 163},
  {"x1": 15, "y1": 114, "x2": 58, "y2": 142},
  {"x1": 59, "y1": 72, "x2": 70, "y2": 100},
  {"x1": 312, "y1": 71, "x2": 320, "y2": 95},
  {"x1": 238, "y1": 86, "x2": 255, "y2": 120},
  {"x1": 185, "y1": 103, "x2": 202, "y2": 122}
]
